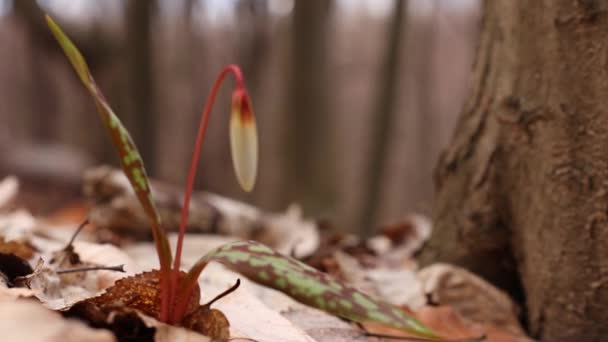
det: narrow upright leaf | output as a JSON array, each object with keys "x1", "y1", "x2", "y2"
[
  {"x1": 45, "y1": 15, "x2": 172, "y2": 268},
  {"x1": 177, "y1": 241, "x2": 440, "y2": 340}
]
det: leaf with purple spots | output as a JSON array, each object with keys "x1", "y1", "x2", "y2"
[{"x1": 175, "y1": 240, "x2": 440, "y2": 340}]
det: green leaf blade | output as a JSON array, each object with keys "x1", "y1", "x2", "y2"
[
  {"x1": 45, "y1": 15, "x2": 172, "y2": 268},
  {"x1": 184, "y1": 241, "x2": 440, "y2": 340}
]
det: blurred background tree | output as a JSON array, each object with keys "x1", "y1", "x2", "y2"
[{"x1": 0, "y1": 0, "x2": 480, "y2": 234}]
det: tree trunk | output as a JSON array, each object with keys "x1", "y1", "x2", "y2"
[
  {"x1": 420, "y1": 1, "x2": 608, "y2": 341},
  {"x1": 360, "y1": 0, "x2": 407, "y2": 236},
  {"x1": 282, "y1": 0, "x2": 335, "y2": 215},
  {"x1": 125, "y1": 0, "x2": 157, "y2": 174}
]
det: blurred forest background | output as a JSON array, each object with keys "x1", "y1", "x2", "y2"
[{"x1": 0, "y1": 0, "x2": 480, "y2": 235}]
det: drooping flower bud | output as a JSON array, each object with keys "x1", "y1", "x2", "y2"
[{"x1": 230, "y1": 87, "x2": 258, "y2": 192}]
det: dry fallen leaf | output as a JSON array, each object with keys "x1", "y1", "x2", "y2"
[
  {"x1": 328, "y1": 251, "x2": 426, "y2": 309},
  {"x1": 368, "y1": 214, "x2": 432, "y2": 262},
  {"x1": 0, "y1": 209, "x2": 36, "y2": 241},
  {"x1": 182, "y1": 305, "x2": 230, "y2": 341},
  {"x1": 0, "y1": 298, "x2": 115, "y2": 342},
  {"x1": 282, "y1": 306, "x2": 368, "y2": 342},
  {"x1": 0, "y1": 237, "x2": 35, "y2": 260},
  {"x1": 138, "y1": 313, "x2": 212, "y2": 342},
  {"x1": 0, "y1": 176, "x2": 18, "y2": 209},
  {"x1": 0, "y1": 282, "x2": 35, "y2": 301},
  {"x1": 214, "y1": 281, "x2": 316, "y2": 342},
  {"x1": 128, "y1": 242, "x2": 321, "y2": 342},
  {"x1": 419, "y1": 263, "x2": 526, "y2": 337},
  {"x1": 25, "y1": 237, "x2": 132, "y2": 310},
  {"x1": 85, "y1": 167, "x2": 320, "y2": 258},
  {"x1": 0, "y1": 251, "x2": 33, "y2": 287},
  {"x1": 65, "y1": 270, "x2": 230, "y2": 340},
  {"x1": 364, "y1": 305, "x2": 530, "y2": 342}
]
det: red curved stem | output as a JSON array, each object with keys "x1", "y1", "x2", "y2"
[{"x1": 164, "y1": 64, "x2": 244, "y2": 323}]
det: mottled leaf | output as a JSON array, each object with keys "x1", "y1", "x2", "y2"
[
  {"x1": 179, "y1": 240, "x2": 440, "y2": 340},
  {"x1": 45, "y1": 15, "x2": 172, "y2": 269}
]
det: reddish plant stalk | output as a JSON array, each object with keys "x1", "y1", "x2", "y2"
[
  {"x1": 158, "y1": 220, "x2": 173, "y2": 322},
  {"x1": 162, "y1": 65, "x2": 245, "y2": 323}
]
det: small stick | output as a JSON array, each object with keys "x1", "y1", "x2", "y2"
[
  {"x1": 57, "y1": 264, "x2": 125, "y2": 274},
  {"x1": 203, "y1": 279, "x2": 241, "y2": 308},
  {"x1": 65, "y1": 219, "x2": 89, "y2": 250},
  {"x1": 53, "y1": 219, "x2": 89, "y2": 266}
]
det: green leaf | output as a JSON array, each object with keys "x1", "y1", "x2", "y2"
[
  {"x1": 45, "y1": 15, "x2": 172, "y2": 269},
  {"x1": 179, "y1": 240, "x2": 440, "y2": 340}
]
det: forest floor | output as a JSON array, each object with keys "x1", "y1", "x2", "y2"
[{"x1": 0, "y1": 169, "x2": 532, "y2": 342}]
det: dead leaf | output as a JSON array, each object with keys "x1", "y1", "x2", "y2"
[
  {"x1": 65, "y1": 270, "x2": 229, "y2": 340},
  {"x1": 127, "y1": 243, "x2": 319, "y2": 342},
  {"x1": 138, "y1": 313, "x2": 212, "y2": 342},
  {"x1": 74, "y1": 241, "x2": 132, "y2": 278},
  {"x1": 0, "y1": 176, "x2": 18, "y2": 209},
  {"x1": 0, "y1": 209, "x2": 36, "y2": 241},
  {"x1": 330, "y1": 251, "x2": 426, "y2": 309},
  {"x1": 367, "y1": 214, "x2": 432, "y2": 266},
  {"x1": 85, "y1": 270, "x2": 199, "y2": 320},
  {"x1": 0, "y1": 283, "x2": 35, "y2": 300},
  {"x1": 26, "y1": 239, "x2": 133, "y2": 310},
  {"x1": 211, "y1": 280, "x2": 316, "y2": 342},
  {"x1": 66, "y1": 302, "x2": 154, "y2": 341},
  {"x1": 364, "y1": 305, "x2": 530, "y2": 342},
  {"x1": 418, "y1": 263, "x2": 525, "y2": 336},
  {"x1": 0, "y1": 237, "x2": 35, "y2": 260},
  {"x1": 182, "y1": 306, "x2": 230, "y2": 341},
  {"x1": 85, "y1": 167, "x2": 320, "y2": 258},
  {"x1": 282, "y1": 306, "x2": 368, "y2": 342},
  {"x1": 0, "y1": 252, "x2": 33, "y2": 286},
  {"x1": 0, "y1": 298, "x2": 115, "y2": 342}
]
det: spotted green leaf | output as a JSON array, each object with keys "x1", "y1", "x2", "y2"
[
  {"x1": 178, "y1": 240, "x2": 440, "y2": 340},
  {"x1": 45, "y1": 15, "x2": 172, "y2": 269}
]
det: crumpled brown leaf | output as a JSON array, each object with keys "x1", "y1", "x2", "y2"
[
  {"x1": 419, "y1": 263, "x2": 526, "y2": 337},
  {"x1": 367, "y1": 214, "x2": 432, "y2": 263},
  {"x1": 364, "y1": 305, "x2": 530, "y2": 342},
  {"x1": 85, "y1": 166, "x2": 320, "y2": 258},
  {"x1": 0, "y1": 237, "x2": 34, "y2": 260},
  {"x1": 65, "y1": 270, "x2": 229, "y2": 340},
  {"x1": 0, "y1": 251, "x2": 33, "y2": 287}
]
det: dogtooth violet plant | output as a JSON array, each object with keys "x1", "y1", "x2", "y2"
[{"x1": 46, "y1": 15, "x2": 440, "y2": 340}]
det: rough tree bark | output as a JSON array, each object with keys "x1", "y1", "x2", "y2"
[{"x1": 420, "y1": 1, "x2": 608, "y2": 341}]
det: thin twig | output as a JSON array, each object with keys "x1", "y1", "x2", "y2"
[
  {"x1": 57, "y1": 264, "x2": 125, "y2": 274},
  {"x1": 65, "y1": 219, "x2": 89, "y2": 250},
  {"x1": 54, "y1": 219, "x2": 89, "y2": 266},
  {"x1": 204, "y1": 279, "x2": 241, "y2": 307}
]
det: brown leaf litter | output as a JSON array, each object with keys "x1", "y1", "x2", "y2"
[
  {"x1": 65, "y1": 270, "x2": 230, "y2": 341},
  {"x1": 0, "y1": 172, "x2": 537, "y2": 342}
]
